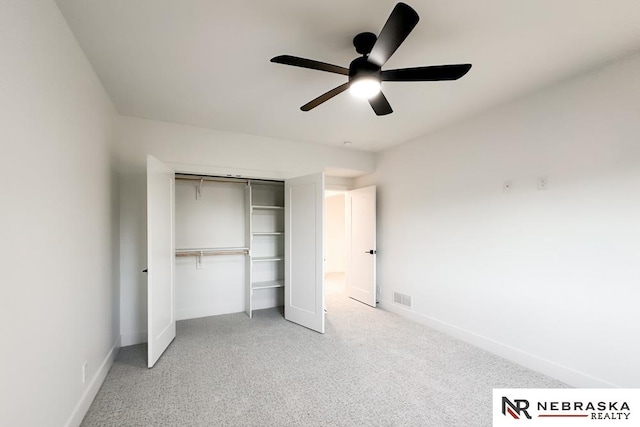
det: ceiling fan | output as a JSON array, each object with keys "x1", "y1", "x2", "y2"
[{"x1": 271, "y1": 2, "x2": 472, "y2": 116}]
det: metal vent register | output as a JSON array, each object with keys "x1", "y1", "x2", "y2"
[{"x1": 393, "y1": 292, "x2": 413, "y2": 308}]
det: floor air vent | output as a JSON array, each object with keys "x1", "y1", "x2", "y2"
[{"x1": 393, "y1": 291, "x2": 413, "y2": 309}]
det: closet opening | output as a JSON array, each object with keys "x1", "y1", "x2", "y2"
[
  {"x1": 174, "y1": 173, "x2": 286, "y2": 322},
  {"x1": 148, "y1": 154, "x2": 346, "y2": 365}
]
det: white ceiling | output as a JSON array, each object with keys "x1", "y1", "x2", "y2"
[{"x1": 56, "y1": 0, "x2": 640, "y2": 152}]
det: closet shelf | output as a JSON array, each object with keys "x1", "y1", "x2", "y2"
[
  {"x1": 252, "y1": 256, "x2": 284, "y2": 262},
  {"x1": 252, "y1": 231, "x2": 284, "y2": 236},
  {"x1": 175, "y1": 247, "x2": 249, "y2": 257},
  {"x1": 252, "y1": 205, "x2": 284, "y2": 210},
  {"x1": 252, "y1": 280, "x2": 284, "y2": 290}
]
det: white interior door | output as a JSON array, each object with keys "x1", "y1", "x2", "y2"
[
  {"x1": 284, "y1": 172, "x2": 325, "y2": 333},
  {"x1": 147, "y1": 155, "x2": 176, "y2": 368},
  {"x1": 346, "y1": 185, "x2": 377, "y2": 307}
]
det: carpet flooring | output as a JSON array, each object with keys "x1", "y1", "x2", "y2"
[{"x1": 81, "y1": 275, "x2": 566, "y2": 426}]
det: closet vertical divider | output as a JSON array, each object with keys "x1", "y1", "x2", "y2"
[{"x1": 244, "y1": 182, "x2": 253, "y2": 318}]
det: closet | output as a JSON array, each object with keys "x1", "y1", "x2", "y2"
[
  {"x1": 146, "y1": 155, "x2": 325, "y2": 367},
  {"x1": 174, "y1": 175, "x2": 285, "y2": 320}
]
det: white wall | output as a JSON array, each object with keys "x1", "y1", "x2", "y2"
[
  {"x1": 175, "y1": 179, "x2": 247, "y2": 319},
  {"x1": 115, "y1": 116, "x2": 375, "y2": 177},
  {"x1": 117, "y1": 116, "x2": 375, "y2": 345},
  {"x1": 357, "y1": 52, "x2": 640, "y2": 388},
  {"x1": 0, "y1": 1, "x2": 118, "y2": 426},
  {"x1": 325, "y1": 194, "x2": 346, "y2": 273}
]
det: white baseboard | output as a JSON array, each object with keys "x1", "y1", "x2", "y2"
[
  {"x1": 65, "y1": 336, "x2": 121, "y2": 427},
  {"x1": 121, "y1": 330, "x2": 147, "y2": 346},
  {"x1": 378, "y1": 299, "x2": 618, "y2": 388}
]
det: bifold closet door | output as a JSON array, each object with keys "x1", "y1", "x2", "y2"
[
  {"x1": 146, "y1": 155, "x2": 176, "y2": 368},
  {"x1": 284, "y1": 172, "x2": 325, "y2": 333}
]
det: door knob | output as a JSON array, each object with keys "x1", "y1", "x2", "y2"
[{"x1": 365, "y1": 250, "x2": 377, "y2": 254}]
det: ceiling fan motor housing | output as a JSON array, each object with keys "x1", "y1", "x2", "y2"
[
  {"x1": 353, "y1": 32, "x2": 377, "y2": 55},
  {"x1": 349, "y1": 57, "x2": 381, "y2": 83}
]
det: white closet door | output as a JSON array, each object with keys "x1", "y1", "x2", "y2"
[
  {"x1": 284, "y1": 172, "x2": 325, "y2": 333},
  {"x1": 347, "y1": 185, "x2": 377, "y2": 307},
  {"x1": 147, "y1": 155, "x2": 176, "y2": 368}
]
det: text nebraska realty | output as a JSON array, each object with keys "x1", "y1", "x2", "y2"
[{"x1": 503, "y1": 397, "x2": 631, "y2": 420}]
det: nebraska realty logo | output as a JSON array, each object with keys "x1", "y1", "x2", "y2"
[{"x1": 493, "y1": 389, "x2": 640, "y2": 426}]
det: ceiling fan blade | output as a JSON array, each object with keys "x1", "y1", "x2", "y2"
[
  {"x1": 301, "y1": 82, "x2": 350, "y2": 111},
  {"x1": 369, "y1": 91, "x2": 393, "y2": 116},
  {"x1": 382, "y1": 64, "x2": 472, "y2": 81},
  {"x1": 368, "y1": 3, "x2": 419, "y2": 67},
  {"x1": 271, "y1": 55, "x2": 349, "y2": 75}
]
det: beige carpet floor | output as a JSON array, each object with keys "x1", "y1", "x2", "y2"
[{"x1": 81, "y1": 274, "x2": 565, "y2": 426}]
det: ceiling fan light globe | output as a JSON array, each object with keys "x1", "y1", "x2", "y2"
[{"x1": 349, "y1": 78, "x2": 381, "y2": 99}]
